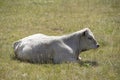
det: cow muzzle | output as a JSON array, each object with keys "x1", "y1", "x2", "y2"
[{"x1": 96, "y1": 44, "x2": 100, "y2": 48}]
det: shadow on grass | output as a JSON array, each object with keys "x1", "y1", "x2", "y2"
[
  {"x1": 79, "y1": 60, "x2": 98, "y2": 67},
  {"x1": 11, "y1": 55, "x2": 98, "y2": 66}
]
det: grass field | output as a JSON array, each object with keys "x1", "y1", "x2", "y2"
[{"x1": 0, "y1": 0, "x2": 120, "y2": 80}]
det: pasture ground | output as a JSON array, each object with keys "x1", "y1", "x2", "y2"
[{"x1": 0, "y1": 0, "x2": 120, "y2": 80}]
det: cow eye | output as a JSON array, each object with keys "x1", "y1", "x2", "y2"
[{"x1": 88, "y1": 37, "x2": 92, "y2": 40}]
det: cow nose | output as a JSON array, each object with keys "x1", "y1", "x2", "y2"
[{"x1": 97, "y1": 44, "x2": 100, "y2": 48}]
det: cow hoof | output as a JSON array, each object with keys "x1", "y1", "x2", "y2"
[{"x1": 79, "y1": 56, "x2": 82, "y2": 60}]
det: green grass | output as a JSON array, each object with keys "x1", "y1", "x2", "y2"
[{"x1": 0, "y1": 0, "x2": 120, "y2": 80}]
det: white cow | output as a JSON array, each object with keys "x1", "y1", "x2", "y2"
[{"x1": 13, "y1": 28, "x2": 99, "y2": 64}]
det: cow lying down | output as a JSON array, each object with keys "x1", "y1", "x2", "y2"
[{"x1": 13, "y1": 28, "x2": 99, "y2": 64}]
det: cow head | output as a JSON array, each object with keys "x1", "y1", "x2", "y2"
[{"x1": 80, "y1": 28, "x2": 99, "y2": 51}]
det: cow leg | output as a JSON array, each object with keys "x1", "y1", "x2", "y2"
[
  {"x1": 53, "y1": 51, "x2": 76, "y2": 64},
  {"x1": 53, "y1": 55, "x2": 78, "y2": 64},
  {"x1": 52, "y1": 41, "x2": 75, "y2": 64},
  {"x1": 53, "y1": 50, "x2": 72, "y2": 64},
  {"x1": 53, "y1": 55, "x2": 62, "y2": 64}
]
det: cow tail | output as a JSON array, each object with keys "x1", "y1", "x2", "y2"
[{"x1": 13, "y1": 41, "x2": 21, "y2": 57}]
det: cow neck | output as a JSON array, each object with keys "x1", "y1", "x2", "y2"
[{"x1": 60, "y1": 32, "x2": 77, "y2": 43}]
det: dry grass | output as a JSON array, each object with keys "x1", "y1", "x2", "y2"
[{"x1": 0, "y1": 0, "x2": 120, "y2": 80}]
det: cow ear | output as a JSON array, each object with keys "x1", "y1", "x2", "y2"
[
  {"x1": 82, "y1": 30, "x2": 87, "y2": 36},
  {"x1": 83, "y1": 31, "x2": 86, "y2": 36}
]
